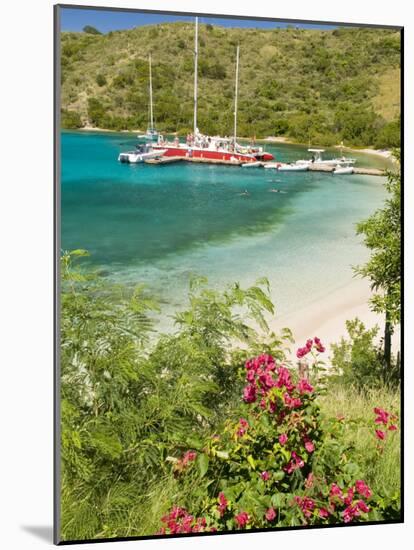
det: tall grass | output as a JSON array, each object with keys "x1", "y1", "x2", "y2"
[{"x1": 320, "y1": 384, "x2": 401, "y2": 498}]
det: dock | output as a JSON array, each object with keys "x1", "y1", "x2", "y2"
[
  {"x1": 308, "y1": 163, "x2": 384, "y2": 176},
  {"x1": 144, "y1": 156, "x2": 385, "y2": 175}
]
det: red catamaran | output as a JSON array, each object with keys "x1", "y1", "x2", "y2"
[{"x1": 153, "y1": 18, "x2": 274, "y2": 164}]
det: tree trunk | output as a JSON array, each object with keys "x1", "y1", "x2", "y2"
[{"x1": 384, "y1": 308, "x2": 392, "y2": 370}]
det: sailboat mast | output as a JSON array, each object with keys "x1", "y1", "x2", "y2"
[
  {"x1": 194, "y1": 17, "x2": 198, "y2": 135},
  {"x1": 148, "y1": 53, "x2": 154, "y2": 130},
  {"x1": 234, "y1": 44, "x2": 240, "y2": 144}
]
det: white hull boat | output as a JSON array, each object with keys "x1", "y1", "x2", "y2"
[
  {"x1": 278, "y1": 163, "x2": 309, "y2": 171},
  {"x1": 264, "y1": 162, "x2": 281, "y2": 169},
  {"x1": 241, "y1": 161, "x2": 262, "y2": 167},
  {"x1": 118, "y1": 145, "x2": 167, "y2": 163},
  {"x1": 333, "y1": 165, "x2": 354, "y2": 175}
]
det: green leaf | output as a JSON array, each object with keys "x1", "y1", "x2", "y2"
[
  {"x1": 197, "y1": 453, "x2": 210, "y2": 478},
  {"x1": 247, "y1": 455, "x2": 256, "y2": 470}
]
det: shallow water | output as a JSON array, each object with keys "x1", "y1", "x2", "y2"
[{"x1": 61, "y1": 131, "x2": 388, "y2": 329}]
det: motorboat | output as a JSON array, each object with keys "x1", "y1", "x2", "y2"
[
  {"x1": 241, "y1": 161, "x2": 263, "y2": 167},
  {"x1": 298, "y1": 148, "x2": 356, "y2": 166},
  {"x1": 278, "y1": 163, "x2": 309, "y2": 171},
  {"x1": 333, "y1": 164, "x2": 354, "y2": 175},
  {"x1": 118, "y1": 143, "x2": 166, "y2": 163}
]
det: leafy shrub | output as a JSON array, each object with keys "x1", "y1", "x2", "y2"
[
  {"x1": 330, "y1": 318, "x2": 398, "y2": 388},
  {"x1": 331, "y1": 318, "x2": 381, "y2": 387},
  {"x1": 60, "y1": 252, "x2": 291, "y2": 540},
  {"x1": 61, "y1": 109, "x2": 82, "y2": 129},
  {"x1": 83, "y1": 25, "x2": 102, "y2": 35},
  {"x1": 95, "y1": 73, "x2": 107, "y2": 87},
  {"x1": 157, "y1": 346, "x2": 400, "y2": 533}
]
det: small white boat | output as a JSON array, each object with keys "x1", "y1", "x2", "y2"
[
  {"x1": 118, "y1": 144, "x2": 167, "y2": 163},
  {"x1": 333, "y1": 164, "x2": 354, "y2": 175},
  {"x1": 241, "y1": 161, "x2": 262, "y2": 167},
  {"x1": 305, "y1": 148, "x2": 356, "y2": 166},
  {"x1": 278, "y1": 163, "x2": 309, "y2": 172},
  {"x1": 264, "y1": 162, "x2": 281, "y2": 169}
]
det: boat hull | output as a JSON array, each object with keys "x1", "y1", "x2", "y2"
[{"x1": 153, "y1": 145, "x2": 273, "y2": 163}]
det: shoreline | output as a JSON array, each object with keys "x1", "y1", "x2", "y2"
[{"x1": 270, "y1": 277, "x2": 400, "y2": 364}]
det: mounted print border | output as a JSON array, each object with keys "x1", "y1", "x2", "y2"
[{"x1": 54, "y1": 4, "x2": 404, "y2": 545}]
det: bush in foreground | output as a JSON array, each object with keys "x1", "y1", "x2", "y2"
[{"x1": 157, "y1": 345, "x2": 400, "y2": 534}]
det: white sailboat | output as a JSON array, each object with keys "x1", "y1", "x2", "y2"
[{"x1": 153, "y1": 18, "x2": 274, "y2": 163}]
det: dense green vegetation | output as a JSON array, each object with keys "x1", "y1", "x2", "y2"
[
  {"x1": 355, "y1": 152, "x2": 401, "y2": 368},
  {"x1": 60, "y1": 248, "x2": 400, "y2": 541},
  {"x1": 60, "y1": 23, "x2": 401, "y2": 147}
]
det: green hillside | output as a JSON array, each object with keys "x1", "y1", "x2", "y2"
[{"x1": 60, "y1": 23, "x2": 401, "y2": 147}]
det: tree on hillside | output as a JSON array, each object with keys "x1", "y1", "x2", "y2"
[
  {"x1": 355, "y1": 151, "x2": 401, "y2": 372},
  {"x1": 83, "y1": 25, "x2": 102, "y2": 35}
]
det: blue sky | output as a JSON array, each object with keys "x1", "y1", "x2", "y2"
[{"x1": 60, "y1": 7, "x2": 337, "y2": 33}]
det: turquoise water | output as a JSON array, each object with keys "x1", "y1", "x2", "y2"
[{"x1": 61, "y1": 130, "x2": 389, "y2": 328}]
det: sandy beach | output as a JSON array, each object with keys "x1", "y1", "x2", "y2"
[
  {"x1": 271, "y1": 277, "x2": 400, "y2": 364},
  {"x1": 335, "y1": 145, "x2": 394, "y2": 160}
]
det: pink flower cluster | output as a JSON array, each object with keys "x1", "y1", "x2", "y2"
[
  {"x1": 236, "y1": 418, "x2": 249, "y2": 437},
  {"x1": 329, "y1": 480, "x2": 372, "y2": 523},
  {"x1": 235, "y1": 511, "x2": 250, "y2": 528},
  {"x1": 158, "y1": 507, "x2": 209, "y2": 534},
  {"x1": 294, "y1": 496, "x2": 316, "y2": 518},
  {"x1": 217, "y1": 492, "x2": 228, "y2": 517},
  {"x1": 243, "y1": 354, "x2": 314, "y2": 415},
  {"x1": 265, "y1": 507, "x2": 277, "y2": 521},
  {"x1": 176, "y1": 450, "x2": 197, "y2": 470},
  {"x1": 296, "y1": 337, "x2": 325, "y2": 359},
  {"x1": 284, "y1": 451, "x2": 305, "y2": 474},
  {"x1": 373, "y1": 407, "x2": 398, "y2": 440}
]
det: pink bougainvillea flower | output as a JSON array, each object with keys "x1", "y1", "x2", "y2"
[
  {"x1": 283, "y1": 393, "x2": 302, "y2": 409},
  {"x1": 355, "y1": 480, "x2": 372, "y2": 499},
  {"x1": 236, "y1": 418, "x2": 249, "y2": 437},
  {"x1": 330, "y1": 483, "x2": 344, "y2": 500},
  {"x1": 343, "y1": 505, "x2": 360, "y2": 523},
  {"x1": 374, "y1": 407, "x2": 390, "y2": 425},
  {"x1": 182, "y1": 450, "x2": 197, "y2": 465},
  {"x1": 344, "y1": 487, "x2": 355, "y2": 506},
  {"x1": 243, "y1": 384, "x2": 256, "y2": 404},
  {"x1": 276, "y1": 366, "x2": 295, "y2": 391},
  {"x1": 375, "y1": 429, "x2": 386, "y2": 441},
  {"x1": 261, "y1": 471, "x2": 270, "y2": 481},
  {"x1": 235, "y1": 511, "x2": 250, "y2": 528},
  {"x1": 319, "y1": 507, "x2": 330, "y2": 518},
  {"x1": 304, "y1": 440, "x2": 315, "y2": 453},
  {"x1": 285, "y1": 451, "x2": 305, "y2": 474},
  {"x1": 279, "y1": 433, "x2": 288, "y2": 446},
  {"x1": 217, "y1": 492, "x2": 228, "y2": 517},
  {"x1": 298, "y1": 378, "x2": 314, "y2": 394},
  {"x1": 388, "y1": 424, "x2": 397, "y2": 431},
  {"x1": 356, "y1": 500, "x2": 370, "y2": 513},
  {"x1": 294, "y1": 496, "x2": 315, "y2": 518},
  {"x1": 265, "y1": 507, "x2": 276, "y2": 521},
  {"x1": 313, "y1": 336, "x2": 325, "y2": 353}
]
